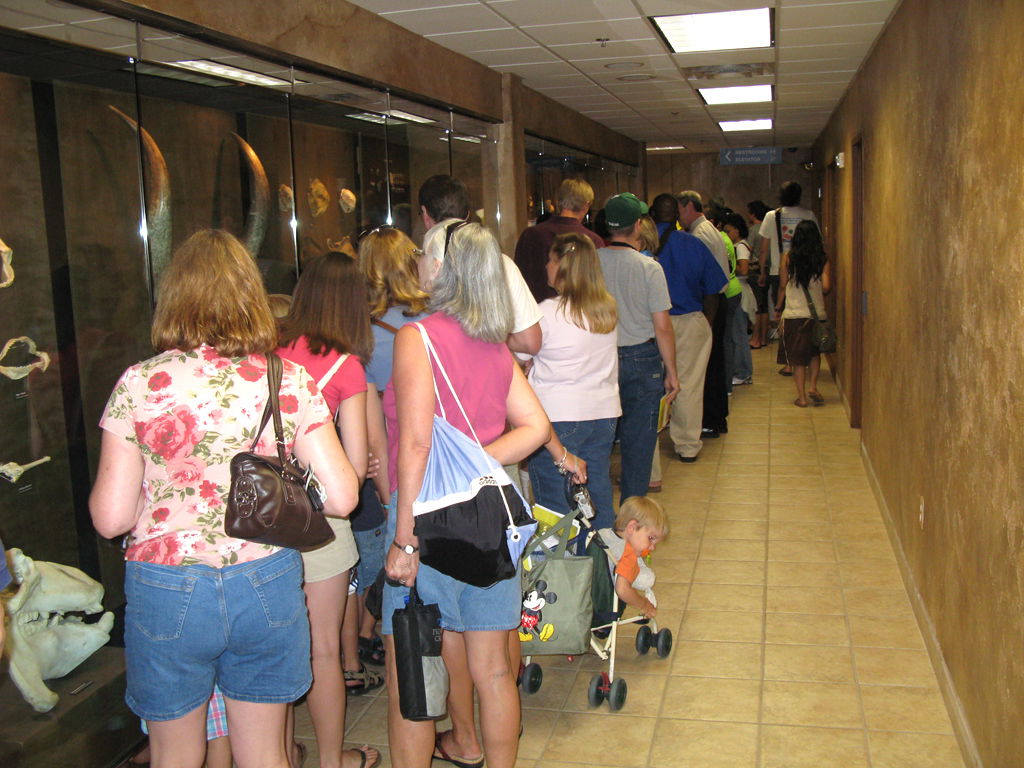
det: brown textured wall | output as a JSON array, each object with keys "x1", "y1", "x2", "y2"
[
  {"x1": 814, "y1": 0, "x2": 1024, "y2": 765},
  {"x1": 108, "y1": 0, "x2": 640, "y2": 168},
  {"x1": 645, "y1": 152, "x2": 818, "y2": 217}
]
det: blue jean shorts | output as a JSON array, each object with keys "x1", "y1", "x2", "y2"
[
  {"x1": 380, "y1": 500, "x2": 520, "y2": 635},
  {"x1": 353, "y1": 524, "x2": 386, "y2": 596},
  {"x1": 124, "y1": 548, "x2": 312, "y2": 721}
]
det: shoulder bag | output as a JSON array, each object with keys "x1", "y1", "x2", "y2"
[
  {"x1": 411, "y1": 323, "x2": 537, "y2": 588},
  {"x1": 225, "y1": 352, "x2": 335, "y2": 551},
  {"x1": 801, "y1": 285, "x2": 837, "y2": 353}
]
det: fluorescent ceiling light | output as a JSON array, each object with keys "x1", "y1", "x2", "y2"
[
  {"x1": 170, "y1": 60, "x2": 291, "y2": 87},
  {"x1": 699, "y1": 84, "x2": 773, "y2": 105},
  {"x1": 439, "y1": 135, "x2": 482, "y2": 144},
  {"x1": 719, "y1": 118, "x2": 773, "y2": 132},
  {"x1": 652, "y1": 8, "x2": 771, "y2": 54},
  {"x1": 387, "y1": 109, "x2": 435, "y2": 124},
  {"x1": 349, "y1": 112, "x2": 388, "y2": 124},
  {"x1": 349, "y1": 110, "x2": 436, "y2": 125},
  {"x1": 648, "y1": 145, "x2": 686, "y2": 151}
]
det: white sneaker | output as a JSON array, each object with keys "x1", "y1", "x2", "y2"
[{"x1": 731, "y1": 376, "x2": 752, "y2": 386}]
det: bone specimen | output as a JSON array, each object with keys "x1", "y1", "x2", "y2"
[
  {"x1": 338, "y1": 188, "x2": 357, "y2": 214},
  {"x1": 278, "y1": 184, "x2": 294, "y2": 214},
  {"x1": 2, "y1": 549, "x2": 114, "y2": 712},
  {"x1": 0, "y1": 336, "x2": 50, "y2": 380},
  {"x1": 0, "y1": 456, "x2": 51, "y2": 483},
  {"x1": 108, "y1": 105, "x2": 172, "y2": 286},
  {"x1": 230, "y1": 133, "x2": 269, "y2": 258},
  {"x1": 0, "y1": 238, "x2": 12, "y2": 288},
  {"x1": 307, "y1": 178, "x2": 330, "y2": 218}
]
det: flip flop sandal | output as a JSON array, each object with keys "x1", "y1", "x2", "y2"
[
  {"x1": 808, "y1": 392, "x2": 825, "y2": 404},
  {"x1": 344, "y1": 664, "x2": 385, "y2": 695},
  {"x1": 433, "y1": 730, "x2": 484, "y2": 768},
  {"x1": 794, "y1": 398, "x2": 808, "y2": 408},
  {"x1": 358, "y1": 634, "x2": 386, "y2": 666},
  {"x1": 347, "y1": 745, "x2": 380, "y2": 768}
]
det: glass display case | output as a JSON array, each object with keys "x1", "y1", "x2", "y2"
[{"x1": 0, "y1": 6, "x2": 498, "y2": 604}]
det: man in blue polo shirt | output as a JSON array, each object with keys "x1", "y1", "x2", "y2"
[{"x1": 658, "y1": 228, "x2": 728, "y2": 462}]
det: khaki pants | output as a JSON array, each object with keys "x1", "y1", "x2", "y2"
[{"x1": 669, "y1": 312, "x2": 713, "y2": 458}]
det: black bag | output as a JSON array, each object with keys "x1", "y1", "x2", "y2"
[
  {"x1": 801, "y1": 285, "x2": 837, "y2": 353},
  {"x1": 225, "y1": 352, "x2": 335, "y2": 551},
  {"x1": 392, "y1": 585, "x2": 448, "y2": 721}
]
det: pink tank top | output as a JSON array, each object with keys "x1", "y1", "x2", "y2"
[{"x1": 383, "y1": 312, "x2": 513, "y2": 493}]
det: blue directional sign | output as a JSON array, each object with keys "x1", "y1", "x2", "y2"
[{"x1": 719, "y1": 146, "x2": 783, "y2": 165}]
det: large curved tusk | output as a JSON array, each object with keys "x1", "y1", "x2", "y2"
[
  {"x1": 230, "y1": 133, "x2": 270, "y2": 259},
  {"x1": 108, "y1": 105, "x2": 172, "y2": 286}
]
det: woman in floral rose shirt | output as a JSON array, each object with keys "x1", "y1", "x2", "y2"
[{"x1": 90, "y1": 230, "x2": 358, "y2": 768}]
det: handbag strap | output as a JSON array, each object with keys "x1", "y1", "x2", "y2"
[
  {"x1": 250, "y1": 352, "x2": 289, "y2": 468},
  {"x1": 412, "y1": 322, "x2": 520, "y2": 537},
  {"x1": 316, "y1": 352, "x2": 349, "y2": 391},
  {"x1": 801, "y1": 284, "x2": 822, "y2": 322},
  {"x1": 373, "y1": 318, "x2": 400, "y2": 334}
]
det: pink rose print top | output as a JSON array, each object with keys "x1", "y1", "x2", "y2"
[{"x1": 100, "y1": 344, "x2": 332, "y2": 568}]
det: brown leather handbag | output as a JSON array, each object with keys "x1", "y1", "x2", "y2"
[{"x1": 225, "y1": 352, "x2": 335, "y2": 551}]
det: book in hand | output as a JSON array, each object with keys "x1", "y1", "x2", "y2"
[{"x1": 657, "y1": 393, "x2": 672, "y2": 432}]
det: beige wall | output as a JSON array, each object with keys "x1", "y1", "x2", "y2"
[
  {"x1": 645, "y1": 151, "x2": 818, "y2": 219},
  {"x1": 814, "y1": 0, "x2": 1024, "y2": 765}
]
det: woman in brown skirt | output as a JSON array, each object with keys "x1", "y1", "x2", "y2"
[{"x1": 776, "y1": 220, "x2": 831, "y2": 407}]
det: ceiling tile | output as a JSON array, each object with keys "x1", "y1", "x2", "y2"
[
  {"x1": 521, "y1": 18, "x2": 657, "y2": 46},
  {"x1": 426, "y1": 27, "x2": 535, "y2": 53},
  {"x1": 778, "y1": 0, "x2": 896, "y2": 28},
  {"x1": 778, "y1": 23, "x2": 884, "y2": 46},
  {"x1": 355, "y1": 0, "x2": 477, "y2": 12},
  {"x1": 572, "y1": 53, "x2": 677, "y2": 73},
  {"x1": 489, "y1": 0, "x2": 640, "y2": 26},
  {"x1": 671, "y1": 47, "x2": 776, "y2": 68},
  {"x1": 779, "y1": 42, "x2": 871, "y2": 61},
  {"x1": 777, "y1": 57, "x2": 861, "y2": 74},
  {"x1": 547, "y1": 39, "x2": 667, "y2": 60},
  {"x1": 493, "y1": 60, "x2": 579, "y2": 77},
  {"x1": 472, "y1": 47, "x2": 558, "y2": 66},
  {"x1": 382, "y1": 4, "x2": 510, "y2": 36}
]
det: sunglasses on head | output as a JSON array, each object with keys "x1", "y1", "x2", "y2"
[{"x1": 443, "y1": 220, "x2": 471, "y2": 259}]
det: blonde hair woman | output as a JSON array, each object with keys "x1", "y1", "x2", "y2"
[
  {"x1": 527, "y1": 231, "x2": 620, "y2": 528},
  {"x1": 90, "y1": 230, "x2": 358, "y2": 768}
]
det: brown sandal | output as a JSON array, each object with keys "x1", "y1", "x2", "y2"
[{"x1": 344, "y1": 664, "x2": 384, "y2": 695}]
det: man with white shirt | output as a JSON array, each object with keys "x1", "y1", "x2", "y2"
[
  {"x1": 418, "y1": 174, "x2": 541, "y2": 355},
  {"x1": 758, "y1": 182, "x2": 818, "y2": 375}
]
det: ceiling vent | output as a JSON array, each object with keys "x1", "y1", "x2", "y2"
[{"x1": 682, "y1": 63, "x2": 774, "y2": 81}]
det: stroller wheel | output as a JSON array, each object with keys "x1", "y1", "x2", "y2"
[
  {"x1": 635, "y1": 625, "x2": 653, "y2": 655},
  {"x1": 521, "y1": 662, "x2": 543, "y2": 694},
  {"x1": 608, "y1": 678, "x2": 627, "y2": 711},
  {"x1": 587, "y1": 673, "x2": 606, "y2": 707},
  {"x1": 655, "y1": 628, "x2": 673, "y2": 659}
]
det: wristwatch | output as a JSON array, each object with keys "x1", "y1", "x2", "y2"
[{"x1": 393, "y1": 541, "x2": 419, "y2": 555}]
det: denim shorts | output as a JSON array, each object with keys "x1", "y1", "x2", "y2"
[
  {"x1": 124, "y1": 548, "x2": 312, "y2": 721},
  {"x1": 353, "y1": 524, "x2": 386, "y2": 596},
  {"x1": 380, "y1": 500, "x2": 520, "y2": 635}
]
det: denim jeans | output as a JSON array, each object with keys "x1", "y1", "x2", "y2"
[
  {"x1": 724, "y1": 293, "x2": 753, "y2": 390},
  {"x1": 528, "y1": 417, "x2": 617, "y2": 531},
  {"x1": 616, "y1": 340, "x2": 664, "y2": 502}
]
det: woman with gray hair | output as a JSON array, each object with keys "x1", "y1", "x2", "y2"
[{"x1": 380, "y1": 221, "x2": 561, "y2": 768}]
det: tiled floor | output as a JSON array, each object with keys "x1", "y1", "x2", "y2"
[{"x1": 299, "y1": 346, "x2": 965, "y2": 767}]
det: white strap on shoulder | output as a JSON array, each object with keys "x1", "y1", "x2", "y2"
[
  {"x1": 415, "y1": 322, "x2": 486, "y2": 447},
  {"x1": 317, "y1": 352, "x2": 350, "y2": 391}
]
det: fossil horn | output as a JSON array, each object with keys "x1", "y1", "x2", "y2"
[
  {"x1": 230, "y1": 133, "x2": 269, "y2": 259},
  {"x1": 108, "y1": 105, "x2": 172, "y2": 286}
]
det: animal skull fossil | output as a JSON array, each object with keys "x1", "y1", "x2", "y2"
[{"x1": 2, "y1": 548, "x2": 114, "y2": 712}]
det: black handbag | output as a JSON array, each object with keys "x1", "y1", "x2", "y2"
[
  {"x1": 225, "y1": 352, "x2": 335, "y2": 551},
  {"x1": 801, "y1": 285, "x2": 837, "y2": 353},
  {"x1": 392, "y1": 584, "x2": 448, "y2": 721}
]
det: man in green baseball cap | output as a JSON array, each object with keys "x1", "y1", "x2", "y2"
[{"x1": 598, "y1": 193, "x2": 679, "y2": 502}]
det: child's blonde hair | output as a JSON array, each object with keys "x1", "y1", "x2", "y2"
[{"x1": 615, "y1": 496, "x2": 669, "y2": 539}]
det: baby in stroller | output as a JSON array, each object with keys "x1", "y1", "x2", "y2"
[{"x1": 596, "y1": 496, "x2": 668, "y2": 619}]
